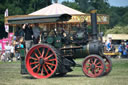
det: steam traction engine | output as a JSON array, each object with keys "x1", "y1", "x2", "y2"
[{"x1": 8, "y1": 10, "x2": 112, "y2": 79}]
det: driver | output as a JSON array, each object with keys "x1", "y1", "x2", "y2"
[{"x1": 22, "y1": 24, "x2": 33, "y2": 53}]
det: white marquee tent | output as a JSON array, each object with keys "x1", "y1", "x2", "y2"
[
  {"x1": 5, "y1": 3, "x2": 109, "y2": 25},
  {"x1": 29, "y1": 3, "x2": 85, "y2": 15}
]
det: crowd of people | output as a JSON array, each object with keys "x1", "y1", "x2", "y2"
[
  {"x1": 1, "y1": 41, "x2": 24, "y2": 62},
  {"x1": 0, "y1": 23, "x2": 41, "y2": 62},
  {"x1": 118, "y1": 41, "x2": 128, "y2": 58},
  {"x1": 105, "y1": 38, "x2": 128, "y2": 58}
]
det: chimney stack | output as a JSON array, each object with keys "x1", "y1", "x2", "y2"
[{"x1": 90, "y1": 10, "x2": 98, "y2": 40}]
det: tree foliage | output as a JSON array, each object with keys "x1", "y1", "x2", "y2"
[
  {"x1": 74, "y1": 0, "x2": 110, "y2": 13},
  {"x1": 62, "y1": 1, "x2": 80, "y2": 11},
  {"x1": 105, "y1": 25, "x2": 128, "y2": 36}
]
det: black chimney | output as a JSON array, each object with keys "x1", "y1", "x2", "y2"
[{"x1": 90, "y1": 10, "x2": 98, "y2": 40}]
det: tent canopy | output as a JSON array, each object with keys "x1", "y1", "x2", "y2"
[
  {"x1": 28, "y1": 3, "x2": 109, "y2": 24},
  {"x1": 29, "y1": 3, "x2": 85, "y2": 15},
  {"x1": 107, "y1": 34, "x2": 128, "y2": 40},
  {"x1": 5, "y1": 3, "x2": 109, "y2": 25}
]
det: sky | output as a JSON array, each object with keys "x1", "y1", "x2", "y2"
[
  {"x1": 58, "y1": 0, "x2": 128, "y2": 7},
  {"x1": 108, "y1": 0, "x2": 128, "y2": 7}
]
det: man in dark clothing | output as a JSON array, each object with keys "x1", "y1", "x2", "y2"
[{"x1": 22, "y1": 24, "x2": 33, "y2": 53}]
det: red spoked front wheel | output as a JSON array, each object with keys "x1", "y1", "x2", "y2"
[
  {"x1": 82, "y1": 55, "x2": 106, "y2": 77},
  {"x1": 26, "y1": 44, "x2": 58, "y2": 79}
]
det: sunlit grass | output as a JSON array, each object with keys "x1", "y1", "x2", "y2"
[{"x1": 0, "y1": 59, "x2": 128, "y2": 85}]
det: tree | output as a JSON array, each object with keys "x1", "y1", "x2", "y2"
[
  {"x1": 122, "y1": 11, "x2": 128, "y2": 25},
  {"x1": 62, "y1": 1, "x2": 80, "y2": 11},
  {"x1": 74, "y1": 0, "x2": 110, "y2": 13},
  {"x1": 105, "y1": 25, "x2": 128, "y2": 36},
  {"x1": 107, "y1": 6, "x2": 128, "y2": 27},
  {"x1": 75, "y1": 0, "x2": 90, "y2": 12},
  {"x1": 109, "y1": 11, "x2": 121, "y2": 28},
  {"x1": 89, "y1": 0, "x2": 110, "y2": 13}
]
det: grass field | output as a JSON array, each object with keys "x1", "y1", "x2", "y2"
[{"x1": 0, "y1": 58, "x2": 128, "y2": 85}]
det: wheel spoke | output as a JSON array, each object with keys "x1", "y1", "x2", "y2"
[
  {"x1": 87, "y1": 68, "x2": 91, "y2": 72},
  {"x1": 90, "y1": 58, "x2": 93, "y2": 64},
  {"x1": 41, "y1": 66, "x2": 44, "y2": 75},
  {"x1": 41, "y1": 48, "x2": 45, "y2": 58},
  {"x1": 32, "y1": 64, "x2": 40, "y2": 70},
  {"x1": 46, "y1": 65, "x2": 53, "y2": 72},
  {"x1": 29, "y1": 57, "x2": 38, "y2": 60},
  {"x1": 93, "y1": 59, "x2": 97, "y2": 64},
  {"x1": 87, "y1": 61, "x2": 92, "y2": 65},
  {"x1": 44, "y1": 54, "x2": 54, "y2": 60},
  {"x1": 44, "y1": 48, "x2": 50, "y2": 58},
  {"x1": 96, "y1": 62, "x2": 101, "y2": 65},
  {"x1": 96, "y1": 66, "x2": 103, "y2": 69},
  {"x1": 97, "y1": 68, "x2": 102, "y2": 73},
  {"x1": 34, "y1": 52, "x2": 39, "y2": 59},
  {"x1": 85, "y1": 65, "x2": 90, "y2": 68},
  {"x1": 94, "y1": 69, "x2": 97, "y2": 74},
  {"x1": 47, "y1": 59, "x2": 56, "y2": 61},
  {"x1": 36, "y1": 65, "x2": 41, "y2": 73},
  {"x1": 43, "y1": 65, "x2": 48, "y2": 74},
  {"x1": 45, "y1": 62, "x2": 56, "y2": 66},
  {"x1": 37, "y1": 48, "x2": 42, "y2": 56},
  {"x1": 30, "y1": 62, "x2": 39, "y2": 65}
]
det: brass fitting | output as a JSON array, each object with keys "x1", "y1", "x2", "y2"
[{"x1": 90, "y1": 10, "x2": 97, "y2": 13}]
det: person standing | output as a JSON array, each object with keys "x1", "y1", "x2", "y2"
[
  {"x1": 10, "y1": 43, "x2": 15, "y2": 62},
  {"x1": 4, "y1": 42, "x2": 11, "y2": 62},
  {"x1": 15, "y1": 42, "x2": 20, "y2": 61},
  {"x1": 122, "y1": 47, "x2": 127, "y2": 58},
  {"x1": 118, "y1": 42, "x2": 123, "y2": 58},
  {"x1": 105, "y1": 38, "x2": 112, "y2": 51},
  {"x1": 32, "y1": 23, "x2": 40, "y2": 44},
  {"x1": 22, "y1": 24, "x2": 33, "y2": 53}
]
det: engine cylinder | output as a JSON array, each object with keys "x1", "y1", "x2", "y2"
[{"x1": 72, "y1": 41, "x2": 103, "y2": 58}]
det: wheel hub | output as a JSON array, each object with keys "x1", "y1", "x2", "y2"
[
  {"x1": 91, "y1": 64, "x2": 95, "y2": 69},
  {"x1": 39, "y1": 58, "x2": 44, "y2": 64}
]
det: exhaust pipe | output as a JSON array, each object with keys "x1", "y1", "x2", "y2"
[
  {"x1": 86, "y1": 10, "x2": 104, "y2": 55},
  {"x1": 90, "y1": 10, "x2": 98, "y2": 40}
]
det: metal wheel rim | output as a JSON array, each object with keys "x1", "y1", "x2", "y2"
[
  {"x1": 26, "y1": 44, "x2": 58, "y2": 79},
  {"x1": 82, "y1": 55, "x2": 105, "y2": 77}
]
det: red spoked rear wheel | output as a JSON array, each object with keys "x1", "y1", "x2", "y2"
[
  {"x1": 26, "y1": 44, "x2": 58, "y2": 79},
  {"x1": 82, "y1": 55, "x2": 106, "y2": 77}
]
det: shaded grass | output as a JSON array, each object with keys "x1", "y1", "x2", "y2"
[{"x1": 0, "y1": 59, "x2": 128, "y2": 85}]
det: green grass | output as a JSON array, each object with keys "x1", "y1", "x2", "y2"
[{"x1": 0, "y1": 59, "x2": 128, "y2": 85}]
